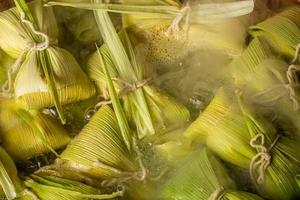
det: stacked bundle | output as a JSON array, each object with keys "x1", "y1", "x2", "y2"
[
  {"x1": 185, "y1": 88, "x2": 300, "y2": 199},
  {"x1": 0, "y1": 0, "x2": 299, "y2": 200}
]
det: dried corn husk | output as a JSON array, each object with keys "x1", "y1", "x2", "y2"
[
  {"x1": 249, "y1": 5, "x2": 300, "y2": 63},
  {"x1": 0, "y1": 99, "x2": 70, "y2": 161},
  {"x1": 231, "y1": 37, "x2": 300, "y2": 140},
  {"x1": 24, "y1": 174, "x2": 122, "y2": 200},
  {"x1": 161, "y1": 148, "x2": 264, "y2": 200},
  {"x1": 184, "y1": 88, "x2": 300, "y2": 199},
  {"x1": 86, "y1": 11, "x2": 189, "y2": 139},
  {"x1": 0, "y1": 1, "x2": 96, "y2": 123}
]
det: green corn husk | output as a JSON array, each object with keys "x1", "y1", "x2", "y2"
[
  {"x1": 0, "y1": 146, "x2": 36, "y2": 200},
  {"x1": 249, "y1": 5, "x2": 300, "y2": 63},
  {"x1": 0, "y1": 100, "x2": 70, "y2": 161},
  {"x1": 48, "y1": 105, "x2": 138, "y2": 180},
  {"x1": 231, "y1": 37, "x2": 300, "y2": 140},
  {"x1": 24, "y1": 174, "x2": 122, "y2": 200},
  {"x1": 37, "y1": 41, "x2": 143, "y2": 186},
  {"x1": 184, "y1": 88, "x2": 300, "y2": 200},
  {"x1": 161, "y1": 148, "x2": 264, "y2": 200},
  {"x1": 0, "y1": 1, "x2": 96, "y2": 123},
  {"x1": 86, "y1": 10, "x2": 189, "y2": 139}
]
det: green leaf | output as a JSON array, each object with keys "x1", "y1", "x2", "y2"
[{"x1": 97, "y1": 45, "x2": 132, "y2": 151}]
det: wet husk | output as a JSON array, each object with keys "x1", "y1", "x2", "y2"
[
  {"x1": 184, "y1": 88, "x2": 300, "y2": 200},
  {"x1": 0, "y1": 146, "x2": 37, "y2": 200},
  {"x1": 0, "y1": 0, "x2": 96, "y2": 123},
  {"x1": 124, "y1": 0, "x2": 251, "y2": 64},
  {"x1": 44, "y1": 0, "x2": 254, "y2": 64},
  {"x1": 231, "y1": 37, "x2": 300, "y2": 140},
  {"x1": 53, "y1": 105, "x2": 138, "y2": 180},
  {"x1": 161, "y1": 148, "x2": 264, "y2": 200},
  {"x1": 0, "y1": 99, "x2": 70, "y2": 161},
  {"x1": 249, "y1": 5, "x2": 300, "y2": 63},
  {"x1": 86, "y1": 8, "x2": 190, "y2": 139},
  {"x1": 24, "y1": 174, "x2": 122, "y2": 199}
]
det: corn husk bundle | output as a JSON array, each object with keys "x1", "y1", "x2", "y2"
[
  {"x1": 86, "y1": 8, "x2": 189, "y2": 139},
  {"x1": 184, "y1": 88, "x2": 300, "y2": 200},
  {"x1": 53, "y1": 105, "x2": 138, "y2": 180},
  {"x1": 0, "y1": 99, "x2": 70, "y2": 161},
  {"x1": 0, "y1": 146, "x2": 37, "y2": 200},
  {"x1": 0, "y1": 0, "x2": 96, "y2": 123},
  {"x1": 161, "y1": 148, "x2": 264, "y2": 200},
  {"x1": 39, "y1": 40, "x2": 146, "y2": 188},
  {"x1": 44, "y1": 0, "x2": 254, "y2": 64},
  {"x1": 231, "y1": 37, "x2": 300, "y2": 140},
  {"x1": 249, "y1": 5, "x2": 300, "y2": 63},
  {"x1": 24, "y1": 174, "x2": 122, "y2": 200}
]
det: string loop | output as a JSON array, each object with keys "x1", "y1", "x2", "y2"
[
  {"x1": 166, "y1": 2, "x2": 191, "y2": 36},
  {"x1": 0, "y1": 11, "x2": 51, "y2": 97},
  {"x1": 84, "y1": 77, "x2": 152, "y2": 120},
  {"x1": 249, "y1": 133, "x2": 280, "y2": 185},
  {"x1": 20, "y1": 12, "x2": 49, "y2": 51}
]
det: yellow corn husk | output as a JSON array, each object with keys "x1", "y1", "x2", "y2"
[
  {"x1": 0, "y1": 1, "x2": 96, "y2": 123},
  {"x1": 249, "y1": 5, "x2": 300, "y2": 63},
  {"x1": 87, "y1": 28, "x2": 189, "y2": 139},
  {"x1": 231, "y1": 37, "x2": 300, "y2": 141},
  {"x1": 24, "y1": 174, "x2": 122, "y2": 200},
  {"x1": 184, "y1": 88, "x2": 300, "y2": 200},
  {"x1": 0, "y1": 146, "x2": 36, "y2": 200},
  {"x1": 51, "y1": 105, "x2": 138, "y2": 179},
  {"x1": 0, "y1": 100, "x2": 70, "y2": 161},
  {"x1": 161, "y1": 148, "x2": 264, "y2": 200},
  {"x1": 14, "y1": 46, "x2": 95, "y2": 110}
]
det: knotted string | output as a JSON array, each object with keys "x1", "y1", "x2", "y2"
[
  {"x1": 249, "y1": 133, "x2": 280, "y2": 185},
  {"x1": 209, "y1": 186, "x2": 225, "y2": 200},
  {"x1": 166, "y1": 2, "x2": 191, "y2": 36},
  {"x1": 251, "y1": 43, "x2": 300, "y2": 110},
  {"x1": 0, "y1": 11, "x2": 50, "y2": 97},
  {"x1": 20, "y1": 12, "x2": 49, "y2": 51},
  {"x1": 84, "y1": 77, "x2": 152, "y2": 120},
  {"x1": 92, "y1": 137, "x2": 147, "y2": 187}
]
